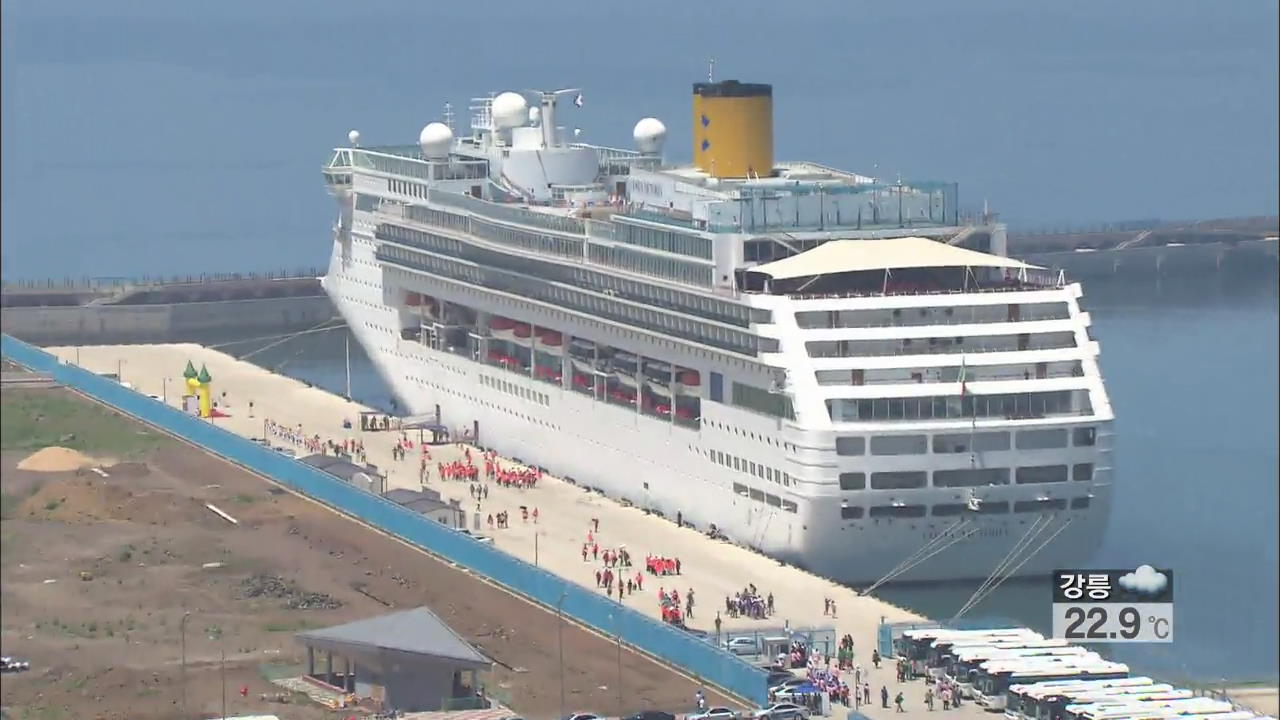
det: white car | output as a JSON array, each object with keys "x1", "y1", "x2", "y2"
[
  {"x1": 688, "y1": 708, "x2": 738, "y2": 720},
  {"x1": 562, "y1": 713, "x2": 599, "y2": 720},
  {"x1": 769, "y1": 678, "x2": 806, "y2": 695},
  {"x1": 723, "y1": 636, "x2": 760, "y2": 655},
  {"x1": 752, "y1": 702, "x2": 808, "y2": 720}
]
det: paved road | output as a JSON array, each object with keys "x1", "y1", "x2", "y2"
[{"x1": 52, "y1": 343, "x2": 1001, "y2": 720}]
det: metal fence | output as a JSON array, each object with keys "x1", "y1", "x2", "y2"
[
  {"x1": 0, "y1": 334, "x2": 768, "y2": 706},
  {"x1": 1, "y1": 267, "x2": 326, "y2": 292}
]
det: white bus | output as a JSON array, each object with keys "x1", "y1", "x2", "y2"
[
  {"x1": 1005, "y1": 678, "x2": 1159, "y2": 720},
  {"x1": 928, "y1": 634, "x2": 1054, "y2": 680},
  {"x1": 974, "y1": 660, "x2": 1130, "y2": 710},
  {"x1": 895, "y1": 628, "x2": 1029, "y2": 674},
  {"x1": 1062, "y1": 697, "x2": 1236, "y2": 720},
  {"x1": 1014, "y1": 684, "x2": 1181, "y2": 720},
  {"x1": 947, "y1": 646, "x2": 1094, "y2": 697}
]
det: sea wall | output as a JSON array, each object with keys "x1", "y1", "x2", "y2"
[{"x1": 1, "y1": 294, "x2": 336, "y2": 345}]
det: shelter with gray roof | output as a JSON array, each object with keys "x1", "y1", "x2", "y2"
[
  {"x1": 299, "y1": 453, "x2": 385, "y2": 494},
  {"x1": 296, "y1": 607, "x2": 491, "y2": 712}
]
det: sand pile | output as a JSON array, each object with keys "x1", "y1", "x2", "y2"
[{"x1": 17, "y1": 447, "x2": 96, "y2": 473}]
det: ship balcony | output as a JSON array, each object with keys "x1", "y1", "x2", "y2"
[
  {"x1": 826, "y1": 388, "x2": 1095, "y2": 424},
  {"x1": 806, "y1": 331, "x2": 1078, "y2": 358},
  {"x1": 816, "y1": 360, "x2": 1085, "y2": 386}
]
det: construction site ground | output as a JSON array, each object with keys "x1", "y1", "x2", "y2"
[{"x1": 0, "y1": 386, "x2": 733, "y2": 720}]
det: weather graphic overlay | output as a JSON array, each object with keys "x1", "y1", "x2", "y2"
[{"x1": 1052, "y1": 565, "x2": 1174, "y2": 643}]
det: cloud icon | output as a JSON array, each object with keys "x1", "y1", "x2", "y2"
[{"x1": 1118, "y1": 565, "x2": 1168, "y2": 595}]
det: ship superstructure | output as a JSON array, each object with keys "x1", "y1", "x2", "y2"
[{"x1": 320, "y1": 80, "x2": 1115, "y2": 584}]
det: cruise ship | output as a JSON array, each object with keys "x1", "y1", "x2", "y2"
[{"x1": 320, "y1": 80, "x2": 1115, "y2": 584}]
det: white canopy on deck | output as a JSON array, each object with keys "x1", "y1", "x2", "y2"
[{"x1": 749, "y1": 236, "x2": 1041, "y2": 280}]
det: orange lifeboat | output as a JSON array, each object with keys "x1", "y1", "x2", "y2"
[
  {"x1": 490, "y1": 316, "x2": 516, "y2": 331},
  {"x1": 405, "y1": 292, "x2": 422, "y2": 307},
  {"x1": 539, "y1": 330, "x2": 564, "y2": 346},
  {"x1": 678, "y1": 369, "x2": 701, "y2": 386},
  {"x1": 513, "y1": 323, "x2": 532, "y2": 339}
]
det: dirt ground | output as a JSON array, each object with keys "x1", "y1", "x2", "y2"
[{"x1": 0, "y1": 388, "x2": 735, "y2": 720}]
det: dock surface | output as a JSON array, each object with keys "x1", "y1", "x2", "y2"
[{"x1": 48, "y1": 343, "x2": 1020, "y2": 719}]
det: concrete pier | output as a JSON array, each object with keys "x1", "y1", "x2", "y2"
[{"x1": 46, "y1": 343, "x2": 1013, "y2": 718}]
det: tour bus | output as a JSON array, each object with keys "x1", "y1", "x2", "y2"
[
  {"x1": 1004, "y1": 677, "x2": 1160, "y2": 719},
  {"x1": 1173, "y1": 714, "x2": 1274, "y2": 720},
  {"x1": 1034, "y1": 689, "x2": 1193, "y2": 720},
  {"x1": 896, "y1": 628, "x2": 1029, "y2": 660},
  {"x1": 1013, "y1": 684, "x2": 1182, "y2": 720},
  {"x1": 973, "y1": 659, "x2": 1130, "y2": 710},
  {"x1": 926, "y1": 634, "x2": 1052, "y2": 679},
  {"x1": 1061, "y1": 697, "x2": 1236, "y2": 720},
  {"x1": 946, "y1": 646, "x2": 1094, "y2": 697}
]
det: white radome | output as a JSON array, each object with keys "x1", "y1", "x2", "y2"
[
  {"x1": 491, "y1": 91, "x2": 529, "y2": 129},
  {"x1": 347, "y1": 129, "x2": 361, "y2": 146},
  {"x1": 418, "y1": 122, "x2": 454, "y2": 159},
  {"x1": 633, "y1": 117, "x2": 667, "y2": 154},
  {"x1": 528, "y1": 107, "x2": 541, "y2": 125}
]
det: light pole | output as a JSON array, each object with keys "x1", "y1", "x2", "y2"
[
  {"x1": 209, "y1": 625, "x2": 227, "y2": 720},
  {"x1": 557, "y1": 589, "x2": 567, "y2": 718},
  {"x1": 180, "y1": 611, "x2": 192, "y2": 718}
]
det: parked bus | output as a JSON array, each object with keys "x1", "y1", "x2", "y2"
[
  {"x1": 1062, "y1": 697, "x2": 1236, "y2": 720},
  {"x1": 974, "y1": 659, "x2": 1130, "y2": 710},
  {"x1": 895, "y1": 628, "x2": 1030, "y2": 675},
  {"x1": 1011, "y1": 683, "x2": 1179, "y2": 720},
  {"x1": 926, "y1": 634, "x2": 1053, "y2": 679},
  {"x1": 1005, "y1": 677, "x2": 1159, "y2": 719},
  {"x1": 947, "y1": 646, "x2": 1095, "y2": 697}
]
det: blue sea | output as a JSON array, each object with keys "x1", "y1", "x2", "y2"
[{"x1": 2, "y1": 0, "x2": 1276, "y2": 687}]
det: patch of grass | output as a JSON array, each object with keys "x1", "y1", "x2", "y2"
[
  {"x1": 117, "y1": 545, "x2": 134, "y2": 562},
  {"x1": 43, "y1": 498, "x2": 62, "y2": 511},
  {"x1": 0, "y1": 388, "x2": 169, "y2": 458},
  {"x1": 234, "y1": 493, "x2": 258, "y2": 504},
  {"x1": 1, "y1": 492, "x2": 20, "y2": 520}
]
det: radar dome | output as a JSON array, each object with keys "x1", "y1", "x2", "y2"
[
  {"x1": 633, "y1": 117, "x2": 667, "y2": 154},
  {"x1": 418, "y1": 122, "x2": 453, "y2": 159},
  {"x1": 491, "y1": 91, "x2": 529, "y2": 129},
  {"x1": 347, "y1": 129, "x2": 361, "y2": 146}
]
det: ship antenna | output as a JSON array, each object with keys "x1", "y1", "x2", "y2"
[
  {"x1": 708, "y1": 57, "x2": 715, "y2": 83},
  {"x1": 443, "y1": 102, "x2": 455, "y2": 134}
]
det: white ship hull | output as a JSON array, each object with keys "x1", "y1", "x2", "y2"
[{"x1": 324, "y1": 246, "x2": 1111, "y2": 584}]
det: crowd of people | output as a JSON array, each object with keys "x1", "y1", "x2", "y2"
[
  {"x1": 658, "y1": 587, "x2": 689, "y2": 625},
  {"x1": 645, "y1": 555, "x2": 681, "y2": 576},
  {"x1": 726, "y1": 585, "x2": 773, "y2": 619},
  {"x1": 265, "y1": 419, "x2": 367, "y2": 463},
  {"x1": 834, "y1": 633, "x2": 856, "y2": 670}
]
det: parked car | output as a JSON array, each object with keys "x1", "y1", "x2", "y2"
[
  {"x1": 765, "y1": 671, "x2": 795, "y2": 687},
  {"x1": 458, "y1": 529, "x2": 494, "y2": 544},
  {"x1": 751, "y1": 702, "x2": 808, "y2": 720},
  {"x1": 561, "y1": 713, "x2": 599, "y2": 720},
  {"x1": 723, "y1": 636, "x2": 760, "y2": 655},
  {"x1": 625, "y1": 711, "x2": 675, "y2": 720},
  {"x1": 768, "y1": 678, "x2": 807, "y2": 695},
  {"x1": 688, "y1": 707, "x2": 739, "y2": 720}
]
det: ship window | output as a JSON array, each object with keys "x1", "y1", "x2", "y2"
[
  {"x1": 749, "y1": 488, "x2": 765, "y2": 502},
  {"x1": 1016, "y1": 465, "x2": 1069, "y2": 484},
  {"x1": 732, "y1": 457, "x2": 741, "y2": 471},
  {"x1": 838, "y1": 472, "x2": 866, "y2": 491},
  {"x1": 766, "y1": 467, "x2": 774, "y2": 482},
  {"x1": 932, "y1": 431, "x2": 1010, "y2": 453},
  {"x1": 840, "y1": 505, "x2": 864, "y2": 519},
  {"x1": 933, "y1": 468, "x2": 1010, "y2": 487},
  {"x1": 1072, "y1": 463, "x2": 1094, "y2": 481},
  {"x1": 709, "y1": 372, "x2": 724, "y2": 402},
  {"x1": 1072, "y1": 426, "x2": 1097, "y2": 446},
  {"x1": 932, "y1": 503, "x2": 968, "y2": 517},
  {"x1": 733, "y1": 483, "x2": 749, "y2": 496},
  {"x1": 1070, "y1": 496, "x2": 1091, "y2": 509},
  {"x1": 870, "y1": 471, "x2": 927, "y2": 490},
  {"x1": 835, "y1": 437, "x2": 865, "y2": 456},
  {"x1": 976, "y1": 501, "x2": 1009, "y2": 514},
  {"x1": 765, "y1": 494, "x2": 782, "y2": 508},
  {"x1": 782, "y1": 500, "x2": 798, "y2": 513},
  {"x1": 869, "y1": 505, "x2": 927, "y2": 519},
  {"x1": 1016, "y1": 428, "x2": 1068, "y2": 449},
  {"x1": 870, "y1": 435, "x2": 928, "y2": 456},
  {"x1": 1014, "y1": 498, "x2": 1067, "y2": 512}
]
